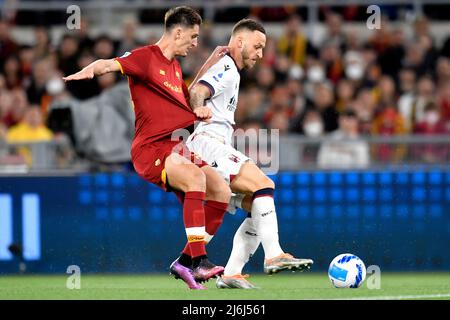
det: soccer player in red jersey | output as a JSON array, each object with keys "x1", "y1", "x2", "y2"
[{"x1": 63, "y1": 7, "x2": 232, "y2": 290}]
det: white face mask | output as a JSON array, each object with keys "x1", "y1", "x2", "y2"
[
  {"x1": 424, "y1": 111, "x2": 439, "y2": 125},
  {"x1": 307, "y1": 66, "x2": 325, "y2": 83},
  {"x1": 304, "y1": 121, "x2": 323, "y2": 137},
  {"x1": 46, "y1": 77, "x2": 65, "y2": 95},
  {"x1": 345, "y1": 64, "x2": 364, "y2": 80},
  {"x1": 289, "y1": 64, "x2": 304, "y2": 80}
]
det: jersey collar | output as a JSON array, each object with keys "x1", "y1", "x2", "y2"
[
  {"x1": 226, "y1": 53, "x2": 242, "y2": 73},
  {"x1": 152, "y1": 44, "x2": 173, "y2": 65}
]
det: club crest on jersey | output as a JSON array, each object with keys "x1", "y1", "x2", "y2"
[
  {"x1": 175, "y1": 71, "x2": 180, "y2": 79},
  {"x1": 159, "y1": 69, "x2": 166, "y2": 76},
  {"x1": 228, "y1": 154, "x2": 240, "y2": 163}
]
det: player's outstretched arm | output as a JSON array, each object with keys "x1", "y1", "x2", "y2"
[
  {"x1": 62, "y1": 59, "x2": 120, "y2": 82},
  {"x1": 189, "y1": 46, "x2": 229, "y2": 91}
]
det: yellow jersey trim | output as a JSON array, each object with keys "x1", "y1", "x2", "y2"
[{"x1": 115, "y1": 60, "x2": 124, "y2": 75}]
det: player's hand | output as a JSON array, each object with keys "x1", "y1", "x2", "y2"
[
  {"x1": 213, "y1": 45, "x2": 230, "y2": 58},
  {"x1": 62, "y1": 67, "x2": 94, "y2": 82},
  {"x1": 194, "y1": 106, "x2": 212, "y2": 122},
  {"x1": 206, "y1": 46, "x2": 230, "y2": 66}
]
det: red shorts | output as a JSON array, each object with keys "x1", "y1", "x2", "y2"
[{"x1": 132, "y1": 138, "x2": 208, "y2": 192}]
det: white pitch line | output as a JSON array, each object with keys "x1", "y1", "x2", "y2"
[{"x1": 337, "y1": 293, "x2": 450, "y2": 300}]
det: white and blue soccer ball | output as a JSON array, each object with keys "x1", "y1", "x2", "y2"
[{"x1": 328, "y1": 253, "x2": 366, "y2": 288}]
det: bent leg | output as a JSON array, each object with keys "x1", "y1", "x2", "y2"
[
  {"x1": 203, "y1": 165, "x2": 232, "y2": 204},
  {"x1": 180, "y1": 165, "x2": 231, "y2": 256},
  {"x1": 230, "y1": 162, "x2": 283, "y2": 259},
  {"x1": 165, "y1": 153, "x2": 207, "y2": 258},
  {"x1": 230, "y1": 162, "x2": 274, "y2": 195},
  {"x1": 166, "y1": 153, "x2": 225, "y2": 281},
  {"x1": 202, "y1": 165, "x2": 231, "y2": 243}
]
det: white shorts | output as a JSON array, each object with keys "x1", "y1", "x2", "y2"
[{"x1": 186, "y1": 132, "x2": 251, "y2": 184}]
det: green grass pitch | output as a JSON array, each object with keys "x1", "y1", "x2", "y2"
[{"x1": 0, "y1": 272, "x2": 449, "y2": 300}]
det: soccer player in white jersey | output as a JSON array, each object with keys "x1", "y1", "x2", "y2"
[{"x1": 184, "y1": 19, "x2": 314, "y2": 289}]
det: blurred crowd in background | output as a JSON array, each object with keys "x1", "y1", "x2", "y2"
[{"x1": 1, "y1": 5, "x2": 450, "y2": 169}]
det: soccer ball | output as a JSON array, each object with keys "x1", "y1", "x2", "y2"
[{"x1": 328, "y1": 253, "x2": 366, "y2": 288}]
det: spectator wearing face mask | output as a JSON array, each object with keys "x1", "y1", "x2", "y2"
[
  {"x1": 317, "y1": 109, "x2": 369, "y2": 169},
  {"x1": 291, "y1": 109, "x2": 324, "y2": 165},
  {"x1": 412, "y1": 103, "x2": 449, "y2": 164},
  {"x1": 344, "y1": 51, "x2": 366, "y2": 83},
  {"x1": 303, "y1": 60, "x2": 326, "y2": 104},
  {"x1": 414, "y1": 101, "x2": 448, "y2": 135},
  {"x1": 297, "y1": 109, "x2": 325, "y2": 137}
]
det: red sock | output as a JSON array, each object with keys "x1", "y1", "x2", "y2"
[
  {"x1": 205, "y1": 200, "x2": 228, "y2": 238},
  {"x1": 183, "y1": 191, "x2": 206, "y2": 258},
  {"x1": 182, "y1": 200, "x2": 228, "y2": 256}
]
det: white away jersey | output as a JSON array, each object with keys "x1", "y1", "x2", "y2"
[{"x1": 193, "y1": 54, "x2": 240, "y2": 144}]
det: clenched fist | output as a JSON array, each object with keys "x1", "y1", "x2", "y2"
[{"x1": 194, "y1": 106, "x2": 212, "y2": 122}]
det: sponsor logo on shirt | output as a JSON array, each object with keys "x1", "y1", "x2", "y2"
[
  {"x1": 224, "y1": 64, "x2": 230, "y2": 72},
  {"x1": 175, "y1": 71, "x2": 180, "y2": 79},
  {"x1": 163, "y1": 81, "x2": 182, "y2": 93},
  {"x1": 120, "y1": 51, "x2": 131, "y2": 58},
  {"x1": 227, "y1": 95, "x2": 237, "y2": 111}
]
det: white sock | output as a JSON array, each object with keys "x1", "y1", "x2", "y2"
[
  {"x1": 251, "y1": 195, "x2": 283, "y2": 259},
  {"x1": 224, "y1": 218, "x2": 260, "y2": 276}
]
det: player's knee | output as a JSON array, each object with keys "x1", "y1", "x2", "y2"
[
  {"x1": 185, "y1": 168, "x2": 206, "y2": 191},
  {"x1": 256, "y1": 176, "x2": 275, "y2": 190},
  {"x1": 208, "y1": 180, "x2": 232, "y2": 203},
  {"x1": 219, "y1": 184, "x2": 232, "y2": 202}
]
